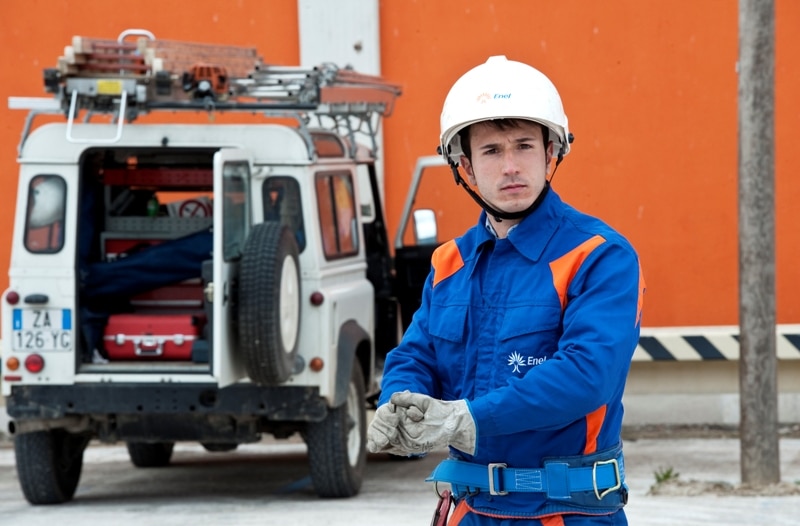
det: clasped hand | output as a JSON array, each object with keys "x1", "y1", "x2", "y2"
[{"x1": 366, "y1": 392, "x2": 476, "y2": 456}]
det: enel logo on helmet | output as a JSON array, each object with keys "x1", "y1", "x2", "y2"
[{"x1": 475, "y1": 92, "x2": 512, "y2": 104}]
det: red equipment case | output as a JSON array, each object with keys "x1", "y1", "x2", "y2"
[{"x1": 103, "y1": 313, "x2": 201, "y2": 360}]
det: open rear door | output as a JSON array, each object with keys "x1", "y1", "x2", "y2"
[
  {"x1": 393, "y1": 156, "x2": 446, "y2": 332},
  {"x1": 212, "y1": 149, "x2": 252, "y2": 387}
]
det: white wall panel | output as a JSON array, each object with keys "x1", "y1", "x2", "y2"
[
  {"x1": 298, "y1": 0, "x2": 380, "y2": 74},
  {"x1": 298, "y1": 0, "x2": 386, "y2": 194}
]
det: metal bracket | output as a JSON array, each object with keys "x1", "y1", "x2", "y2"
[{"x1": 65, "y1": 89, "x2": 127, "y2": 144}]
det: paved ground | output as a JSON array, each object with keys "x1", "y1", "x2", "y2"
[{"x1": 0, "y1": 429, "x2": 798, "y2": 525}]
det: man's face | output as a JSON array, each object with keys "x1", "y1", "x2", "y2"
[{"x1": 461, "y1": 120, "x2": 553, "y2": 220}]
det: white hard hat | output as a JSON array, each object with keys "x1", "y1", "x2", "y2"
[{"x1": 439, "y1": 56, "x2": 571, "y2": 165}]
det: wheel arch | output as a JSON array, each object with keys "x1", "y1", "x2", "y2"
[{"x1": 333, "y1": 319, "x2": 371, "y2": 407}]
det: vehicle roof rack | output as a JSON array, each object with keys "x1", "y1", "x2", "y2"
[{"x1": 9, "y1": 29, "x2": 402, "y2": 157}]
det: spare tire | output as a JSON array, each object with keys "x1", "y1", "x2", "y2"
[{"x1": 239, "y1": 222, "x2": 301, "y2": 384}]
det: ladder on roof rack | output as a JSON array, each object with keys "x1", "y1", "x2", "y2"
[{"x1": 9, "y1": 29, "x2": 402, "y2": 156}]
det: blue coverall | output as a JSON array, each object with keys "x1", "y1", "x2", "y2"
[{"x1": 379, "y1": 187, "x2": 645, "y2": 525}]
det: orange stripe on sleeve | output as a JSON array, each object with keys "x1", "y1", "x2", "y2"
[
  {"x1": 549, "y1": 235, "x2": 606, "y2": 310},
  {"x1": 636, "y1": 260, "x2": 646, "y2": 327},
  {"x1": 540, "y1": 515, "x2": 565, "y2": 526},
  {"x1": 432, "y1": 239, "x2": 464, "y2": 288},
  {"x1": 584, "y1": 404, "x2": 607, "y2": 454}
]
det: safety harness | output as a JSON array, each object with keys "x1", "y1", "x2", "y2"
[{"x1": 426, "y1": 444, "x2": 628, "y2": 515}]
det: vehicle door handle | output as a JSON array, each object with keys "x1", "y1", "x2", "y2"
[{"x1": 24, "y1": 294, "x2": 49, "y2": 305}]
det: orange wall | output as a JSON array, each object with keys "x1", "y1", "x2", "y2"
[{"x1": 1, "y1": 0, "x2": 798, "y2": 328}]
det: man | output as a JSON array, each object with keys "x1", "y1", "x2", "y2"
[{"x1": 367, "y1": 56, "x2": 644, "y2": 525}]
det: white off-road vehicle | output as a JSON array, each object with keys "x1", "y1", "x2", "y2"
[{"x1": 1, "y1": 30, "x2": 440, "y2": 504}]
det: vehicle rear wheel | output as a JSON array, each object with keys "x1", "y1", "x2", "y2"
[
  {"x1": 14, "y1": 429, "x2": 90, "y2": 504},
  {"x1": 305, "y1": 359, "x2": 366, "y2": 498},
  {"x1": 239, "y1": 222, "x2": 301, "y2": 385},
  {"x1": 126, "y1": 441, "x2": 175, "y2": 467}
]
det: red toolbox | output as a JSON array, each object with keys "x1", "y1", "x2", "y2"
[{"x1": 103, "y1": 314, "x2": 201, "y2": 360}]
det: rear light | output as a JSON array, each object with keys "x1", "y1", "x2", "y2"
[
  {"x1": 24, "y1": 354, "x2": 45, "y2": 373},
  {"x1": 310, "y1": 291, "x2": 324, "y2": 306},
  {"x1": 309, "y1": 357, "x2": 324, "y2": 372},
  {"x1": 5, "y1": 291, "x2": 19, "y2": 305},
  {"x1": 5, "y1": 356, "x2": 20, "y2": 371}
]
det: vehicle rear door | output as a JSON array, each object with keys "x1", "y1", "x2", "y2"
[{"x1": 212, "y1": 149, "x2": 253, "y2": 386}]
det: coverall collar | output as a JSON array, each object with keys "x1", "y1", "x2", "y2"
[{"x1": 476, "y1": 187, "x2": 563, "y2": 263}]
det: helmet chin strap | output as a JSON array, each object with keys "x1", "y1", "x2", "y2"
[{"x1": 448, "y1": 159, "x2": 558, "y2": 223}]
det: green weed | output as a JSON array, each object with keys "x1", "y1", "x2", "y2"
[{"x1": 653, "y1": 466, "x2": 680, "y2": 484}]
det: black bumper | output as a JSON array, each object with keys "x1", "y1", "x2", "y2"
[{"x1": 6, "y1": 383, "x2": 327, "y2": 422}]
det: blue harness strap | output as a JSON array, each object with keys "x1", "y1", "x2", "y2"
[{"x1": 426, "y1": 445, "x2": 627, "y2": 511}]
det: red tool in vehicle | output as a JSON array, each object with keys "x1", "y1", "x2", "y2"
[{"x1": 103, "y1": 313, "x2": 202, "y2": 360}]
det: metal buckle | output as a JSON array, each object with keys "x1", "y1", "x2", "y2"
[
  {"x1": 592, "y1": 458, "x2": 621, "y2": 500},
  {"x1": 487, "y1": 463, "x2": 508, "y2": 496}
]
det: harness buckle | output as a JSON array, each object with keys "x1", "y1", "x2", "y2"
[
  {"x1": 487, "y1": 463, "x2": 508, "y2": 496},
  {"x1": 592, "y1": 458, "x2": 621, "y2": 500}
]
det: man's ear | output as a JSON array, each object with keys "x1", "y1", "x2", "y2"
[
  {"x1": 545, "y1": 141, "x2": 554, "y2": 168},
  {"x1": 461, "y1": 155, "x2": 477, "y2": 186}
]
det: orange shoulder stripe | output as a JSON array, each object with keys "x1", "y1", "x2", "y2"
[
  {"x1": 431, "y1": 239, "x2": 464, "y2": 288},
  {"x1": 548, "y1": 235, "x2": 606, "y2": 311}
]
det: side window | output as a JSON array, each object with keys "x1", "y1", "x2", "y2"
[
  {"x1": 315, "y1": 171, "x2": 358, "y2": 259},
  {"x1": 263, "y1": 176, "x2": 306, "y2": 252},
  {"x1": 25, "y1": 175, "x2": 66, "y2": 254},
  {"x1": 222, "y1": 162, "x2": 249, "y2": 261}
]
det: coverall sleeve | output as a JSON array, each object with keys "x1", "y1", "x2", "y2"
[
  {"x1": 469, "y1": 240, "x2": 645, "y2": 436},
  {"x1": 377, "y1": 269, "x2": 442, "y2": 406}
]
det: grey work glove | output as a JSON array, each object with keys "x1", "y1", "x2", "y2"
[
  {"x1": 390, "y1": 392, "x2": 477, "y2": 455},
  {"x1": 366, "y1": 402, "x2": 402, "y2": 454}
]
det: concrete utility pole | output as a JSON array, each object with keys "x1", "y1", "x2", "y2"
[{"x1": 738, "y1": 0, "x2": 779, "y2": 485}]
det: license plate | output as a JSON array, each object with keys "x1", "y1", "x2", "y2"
[{"x1": 12, "y1": 308, "x2": 72, "y2": 351}]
